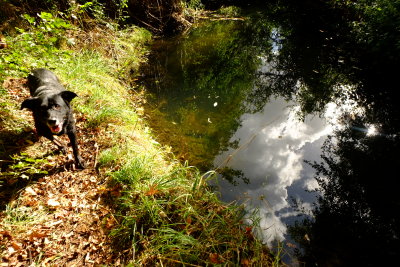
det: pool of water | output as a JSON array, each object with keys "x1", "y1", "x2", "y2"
[{"x1": 140, "y1": 16, "x2": 332, "y2": 247}]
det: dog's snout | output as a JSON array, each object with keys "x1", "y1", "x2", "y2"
[{"x1": 48, "y1": 119, "x2": 57, "y2": 126}]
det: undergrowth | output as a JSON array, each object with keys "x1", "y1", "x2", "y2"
[{"x1": 0, "y1": 7, "x2": 275, "y2": 266}]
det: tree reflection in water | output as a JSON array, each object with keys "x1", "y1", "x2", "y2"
[{"x1": 254, "y1": 0, "x2": 400, "y2": 265}]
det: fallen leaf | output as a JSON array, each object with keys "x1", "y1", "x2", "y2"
[
  {"x1": 25, "y1": 186, "x2": 37, "y2": 195},
  {"x1": 11, "y1": 241, "x2": 21, "y2": 250},
  {"x1": 70, "y1": 200, "x2": 78, "y2": 208},
  {"x1": 145, "y1": 184, "x2": 159, "y2": 196},
  {"x1": 47, "y1": 198, "x2": 61, "y2": 208},
  {"x1": 29, "y1": 231, "x2": 48, "y2": 241},
  {"x1": 245, "y1": 226, "x2": 253, "y2": 238},
  {"x1": 241, "y1": 258, "x2": 251, "y2": 266},
  {"x1": 0, "y1": 231, "x2": 13, "y2": 240},
  {"x1": 49, "y1": 220, "x2": 63, "y2": 227},
  {"x1": 7, "y1": 178, "x2": 18, "y2": 185},
  {"x1": 105, "y1": 217, "x2": 115, "y2": 229},
  {"x1": 7, "y1": 246, "x2": 16, "y2": 255},
  {"x1": 209, "y1": 253, "x2": 223, "y2": 264},
  {"x1": 24, "y1": 199, "x2": 38, "y2": 207},
  {"x1": 65, "y1": 231, "x2": 74, "y2": 238}
]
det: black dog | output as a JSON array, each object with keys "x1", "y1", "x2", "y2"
[{"x1": 21, "y1": 68, "x2": 85, "y2": 169}]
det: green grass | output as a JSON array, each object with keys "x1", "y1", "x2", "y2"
[
  {"x1": 0, "y1": 10, "x2": 275, "y2": 266},
  {"x1": 103, "y1": 153, "x2": 272, "y2": 264},
  {"x1": 2, "y1": 200, "x2": 49, "y2": 234}
]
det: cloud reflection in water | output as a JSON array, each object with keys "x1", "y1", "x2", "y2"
[{"x1": 214, "y1": 97, "x2": 339, "y2": 243}]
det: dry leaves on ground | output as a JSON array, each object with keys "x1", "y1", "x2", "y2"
[{"x1": 1, "y1": 77, "x2": 122, "y2": 266}]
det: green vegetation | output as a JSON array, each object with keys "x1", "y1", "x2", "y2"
[
  {"x1": 0, "y1": 2, "x2": 274, "y2": 265},
  {"x1": 2, "y1": 153, "x2": 49, "y2": 180},
  {"x1": 142, "y1": 16, "x2": 273, "y2": 168}
]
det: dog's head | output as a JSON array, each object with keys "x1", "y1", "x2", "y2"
[{"x1": 21, "y1": 91, "x2": 77, "y2": 134}]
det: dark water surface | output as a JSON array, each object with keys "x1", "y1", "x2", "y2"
[{"x1": 140, "y1": 2, "x2": 400, "y2": 265}]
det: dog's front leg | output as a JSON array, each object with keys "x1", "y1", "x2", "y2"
[{"x1": 67, "y1": 131, "x2": 85, "y2": 169}]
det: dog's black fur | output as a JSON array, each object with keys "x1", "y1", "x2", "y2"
[{"x1": 21, "y1": 68, "x2": 85, "y2": 169}]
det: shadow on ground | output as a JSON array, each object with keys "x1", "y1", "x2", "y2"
[{"x1": 0, "y1": 128, "x2": 67, "y2": 210}]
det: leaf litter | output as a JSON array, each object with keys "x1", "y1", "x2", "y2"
[{"x1": 0, "y1": 78, "x2": 121, "y2": 265}]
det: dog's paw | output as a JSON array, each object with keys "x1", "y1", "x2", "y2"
[{"x1": 75, "y1": 157, "x2": 86, "y2": 170}]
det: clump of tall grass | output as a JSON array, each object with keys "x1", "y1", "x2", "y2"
[{"x1": 99, "y1": 145, "x2": 272, "y2": 265}]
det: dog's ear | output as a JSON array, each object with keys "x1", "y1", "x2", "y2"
[
  {"x1": 21, "y1": 97, "x2": 40, "y2": 110},
  {"x1": 60, "y1": 91, "x2": 78, "y2": 103}
]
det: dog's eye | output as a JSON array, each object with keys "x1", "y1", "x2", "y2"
[{"x1": 53, "y1": 104, "x2": 61, "y2": 110}]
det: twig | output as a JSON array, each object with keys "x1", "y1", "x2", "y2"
[{"x1": 93, "y1": 142, "x2": 99, "y2": 168}]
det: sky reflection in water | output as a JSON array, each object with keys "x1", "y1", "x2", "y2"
[{"x1": 214, "y1": 97, "x2": 354, "y2": 243}]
